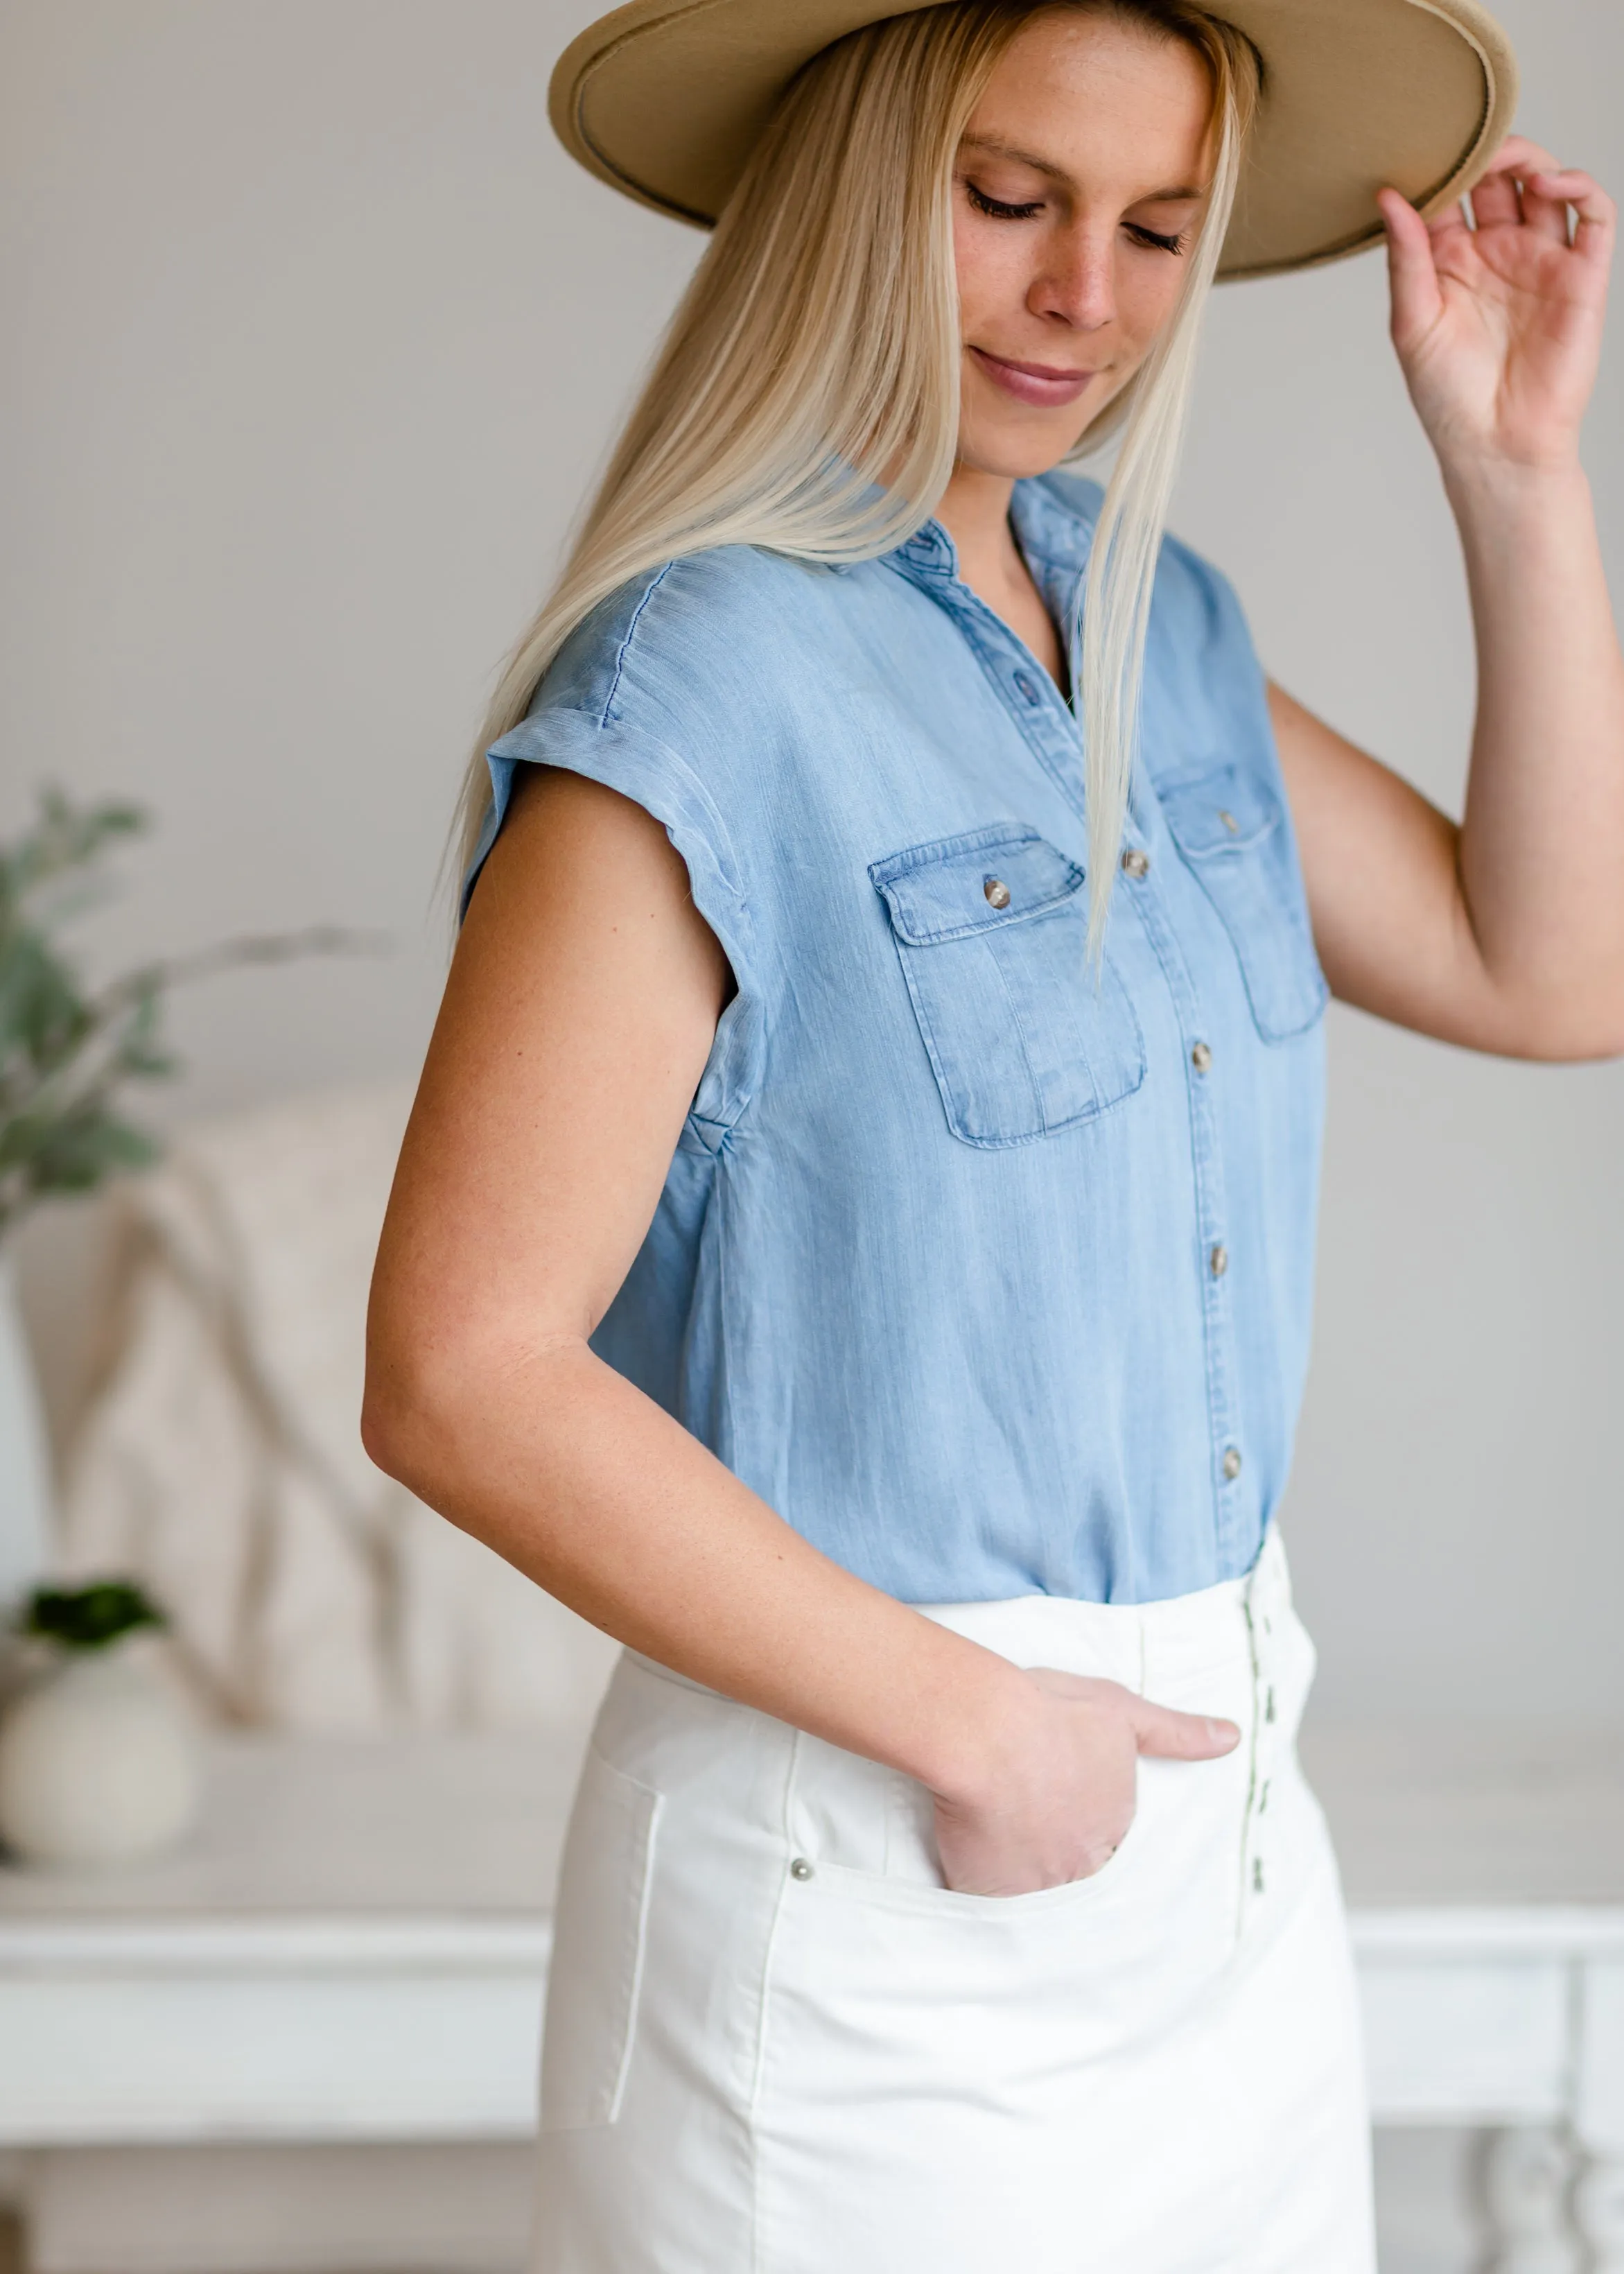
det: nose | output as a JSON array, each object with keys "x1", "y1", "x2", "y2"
[{"x1": 1030, "y1": 223, "x2": 1117, "y2": 335}]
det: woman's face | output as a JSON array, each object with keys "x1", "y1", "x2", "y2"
[{"x1": 953, "y1": 8, "x2": 1214, "y2": 478}]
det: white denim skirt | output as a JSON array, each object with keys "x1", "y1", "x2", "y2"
[{"x1": 530, "y1": 1528, "x2": 1375, "y2": 2273}]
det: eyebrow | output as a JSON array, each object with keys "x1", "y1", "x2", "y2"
[{"x1": 959, "y1": 134, "x2": 1205, "y2": 202}]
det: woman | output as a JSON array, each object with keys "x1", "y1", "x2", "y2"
[{"x1": 365, "y1": 0, "x2": 1621, "y2": 2264}]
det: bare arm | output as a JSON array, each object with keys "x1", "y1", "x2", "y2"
[
  {"x1": 363, "y1": 766, "x2": 1234, "y2": 1895},
  {"x1": 1273, "y1": 139, "x2": 1624, "y2": 1061}
]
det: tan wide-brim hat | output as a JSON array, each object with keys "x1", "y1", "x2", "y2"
[{"x1": 550, "y1": 0, "x2": 1517, "y2": 280}]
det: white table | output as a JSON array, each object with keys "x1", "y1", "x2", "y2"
[
  {"x1": 2, "y1": 1719, "x2": 1621, "y2": 2268},
  {"x1": 1303, "y1": 1719, "x2": 1624, "y2": 2269}
]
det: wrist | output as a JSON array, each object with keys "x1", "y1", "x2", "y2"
[
  {"x1": 1440, "y1": 447, "x2": 1590, "y2": 519},
  {"x1": 909, "y1": 1643, "x2": 1044, "y2": 1810}
]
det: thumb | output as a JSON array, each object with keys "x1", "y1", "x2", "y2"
[
  {"x1": 1128, "y1": 1697, "x2": 1241, "y2": 1760},
  {"x1": 1377, "y1": 184, "x2": 1444, "y2": 353}
]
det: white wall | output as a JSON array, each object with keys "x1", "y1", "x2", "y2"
[{"x1": 3, "y1": 0, "x2": 1619, "y2": 1719}]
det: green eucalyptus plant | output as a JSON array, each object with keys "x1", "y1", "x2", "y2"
[
  {"x1": 21, "y1": 1579, "x2": 166, "y2": 1653},
  {"x1": 0, "y1": 789, "x2": 385, "y2": 1239}
]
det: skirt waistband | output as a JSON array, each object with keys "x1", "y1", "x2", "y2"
[
  {"x1": 914, "y1": 1525, "x2": 1290, "y2": 1690},
  {"x1": 625, "y1": 1526, "x2": 1291, "y2": 1705}
]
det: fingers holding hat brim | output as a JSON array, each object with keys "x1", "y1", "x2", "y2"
[{"x1": 1469, "y1": 134, "x2": 1566, "y2": 241}]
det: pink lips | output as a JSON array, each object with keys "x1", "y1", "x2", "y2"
[{"x1": 969, "y1": 345, "x2": 1097, "y2": 408}]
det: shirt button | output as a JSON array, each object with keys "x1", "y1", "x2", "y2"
[
  {"x1": 984, "y1": 877, "x2": 1011, "y2": 909},
  {"x1": 1210, "y1": 1243, "x2": 1228, "y2": 1278},
  {"x1": 789, "y1": 1857, "x2": 814, "y2": 1880},
  {"x1": 1252, "y1": 1857, "x2": 1266, "y2": 1893},
  {"x1": 1120, "y1": 847, "x2": 1150, "y2": 879},
  {"x1": 1013, "y1": 671, "x2": 1040, "y2": 706},
  {"x1": 1221, "y1": 1446, "x2": 1243, "y2": 1481},
  {"x1": 1219, "y1": 808, "x2": 1240, "y2": 833},
  {"x1": 1190, "y1": 1041, "x2": 1213, "y2": 1073}
]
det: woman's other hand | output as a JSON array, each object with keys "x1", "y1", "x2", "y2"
[
  {"x1": 931, "y1": 1669, "x2": 1239, "y2": 1898},
  {"x1": 1377, "y1": 137, "x2": 1614, "y2": 476}
]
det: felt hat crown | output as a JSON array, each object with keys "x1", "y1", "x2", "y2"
[{"x1": 548, "y1": 0, "x2": 1517, "y2": 279}]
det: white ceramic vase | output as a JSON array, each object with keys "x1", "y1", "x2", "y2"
[{"x1": 0, "y1": 1642, "x2": 202, "y2": 1868}]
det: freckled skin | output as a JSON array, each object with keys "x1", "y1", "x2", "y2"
[
  {"x1": 951, "y1": 11, "x2": 1212, "y2": 484},
  {"x1": 940, "y1": 10, "x2": 1212, "y2": 672}
]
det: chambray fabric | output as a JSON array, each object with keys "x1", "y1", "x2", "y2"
[{"x1": 463, "y1": 471, "x2": 1328, "y2": 1604}]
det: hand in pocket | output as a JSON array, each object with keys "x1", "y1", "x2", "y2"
[{"x1": 931, "y1": 1669, "x2": 1239, "y2": 1898}]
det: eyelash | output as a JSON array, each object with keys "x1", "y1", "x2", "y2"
[
  {"x1": 964, "y1": 180, "x2": 1187, "y2": 254},
  {"x1": 966, "y1": 182, "x2": 1044, "y2": 221}
]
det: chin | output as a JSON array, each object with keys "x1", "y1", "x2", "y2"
[
  {"x1": 957, "y1": 424, "x2": 1093, "y2": 482},
  {"x1": 956, "y1": 381, "x2": 1116, "y2": 484}
]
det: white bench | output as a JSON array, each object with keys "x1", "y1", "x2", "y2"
[{"x1": 1, "y1": 1720, "x2": 1620, "y2": 2269}]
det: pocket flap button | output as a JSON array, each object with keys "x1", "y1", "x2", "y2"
[
  {"x1": 983, "y1": 877, "x2": 1011, "y2": 908},
  {"x1": 1219, "y1": 808, "x2": 1240, "y2": 833},
  {"x1": 789, "y1": 1856, "x2": 814, "y2": 1881}
]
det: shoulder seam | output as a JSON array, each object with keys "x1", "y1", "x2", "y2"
[{"x1": 601, "y1": 562, "x2": 677, "y2": 727}]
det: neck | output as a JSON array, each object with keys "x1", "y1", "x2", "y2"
[
  {"x1": 933, "y1": 460, "x2": 1067, "y2": 691},
  {"x1": 934, "y1": 461, "x2": 1020, "y2": 591}
]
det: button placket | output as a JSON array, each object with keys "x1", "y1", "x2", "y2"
[
  {"x1": 884, "y1": 536, "x2": 1094, "y2": 822},
  {"x1": 1113, "y1": 811, "x2": 1246, "y2": 1561},
  {"x1": 1240, "y1": 1550, "x2": 1294, "y2": 1929}
]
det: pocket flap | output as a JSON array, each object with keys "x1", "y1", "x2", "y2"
[
  {"x1": 1160, "y1": 765, "x2": 1280, "y2": 860},
  {"x1": 870, "y1": 827, "x2": 1085, "y2": 947}
]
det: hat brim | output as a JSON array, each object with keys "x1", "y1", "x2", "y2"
[{"x1": 549, "y1": 0, "x2": 1517, "y2": 280}]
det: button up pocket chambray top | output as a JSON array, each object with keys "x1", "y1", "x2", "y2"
[{"x1": 465, "y1": 471, "x2": 1328, "y2": 1606}]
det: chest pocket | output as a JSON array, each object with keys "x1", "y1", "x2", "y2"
[
  {"x1": 1158, "y1": 765, "x2": 1328, "y2": 1043},
  {"x1": 870, "y1": 825, "x2": 1145, "y2": 1149}
]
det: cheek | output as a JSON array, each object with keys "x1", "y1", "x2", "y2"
[
  {"x1": 952, "y1": 215, "x2": 1031, "y2": 335},
  {"x1": 1116, "y1": 256, "x2": 1187, "y2": 354}
]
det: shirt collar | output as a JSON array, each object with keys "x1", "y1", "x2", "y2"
[
  {"x1": 881, "y1": 471, "x2": 1101, "y2": 595},
  {"x1": 1009, "y1": 471, "x2": 1101, "y2": 574}
]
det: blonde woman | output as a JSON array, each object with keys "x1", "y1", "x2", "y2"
[{"x1": 364, "y1": 0, "x2": 1621, "y2": 2263}]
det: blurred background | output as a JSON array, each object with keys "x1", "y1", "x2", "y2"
[{"x1": 0, "y1": 1, "x2": 1619, "y2": 2270}]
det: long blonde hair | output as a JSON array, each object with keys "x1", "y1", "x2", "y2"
[{"x1": 453, "y1": 0, "x2": 1262, "y2": 952}]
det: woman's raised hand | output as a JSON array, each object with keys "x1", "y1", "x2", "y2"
[
  {"x1": 930, "y1": 1669, "x2": 1239, "y2": 1899},
  {"x1": 1377, "y1": 137, "x2": 1615, "y2": 476}
]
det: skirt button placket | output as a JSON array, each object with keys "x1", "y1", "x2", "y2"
[{"x1": 1241, "y1": 1561, "x2": 1280, "y2": 1927}]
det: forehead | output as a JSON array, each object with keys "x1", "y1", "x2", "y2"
[{"x1": 966, "y1": 10, "x2": 1214, "y2": 189}]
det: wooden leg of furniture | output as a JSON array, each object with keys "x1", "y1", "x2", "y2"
[{"x1": 1474, "y1": 2126, "x2": 1583, "y2": 2274}]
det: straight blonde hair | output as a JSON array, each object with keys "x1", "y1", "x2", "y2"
[{"x1": 453, "y1": 0, "x2": 1263, "y2": 953}]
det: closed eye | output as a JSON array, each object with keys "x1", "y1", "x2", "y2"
[
  {"x1": 1127, "y1": 223, "x2": 1187, "y2": 254},
  {"x1": 966, "y1": 181, "x2": 1045, "y2": 222}
]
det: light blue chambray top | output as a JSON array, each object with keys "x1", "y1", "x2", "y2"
[{"x1": 464, "y1": 471, "x2": 1328, "y2": 1606}]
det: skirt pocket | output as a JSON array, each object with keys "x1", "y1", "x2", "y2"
[
  {"x1": 862, "y1": 1757, "x2": 1146, "y2": 1916},
  {"x1": 540, "y1": 1742, "x2": 663, "y2": 2132}
]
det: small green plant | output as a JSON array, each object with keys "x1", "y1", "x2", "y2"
[
  {"x1": 0, "y1": 789, "x2": 385, "y2": 1238},
  {"x1": 22, "y1": 1579, "x2": 167, "y2": 1652}
]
